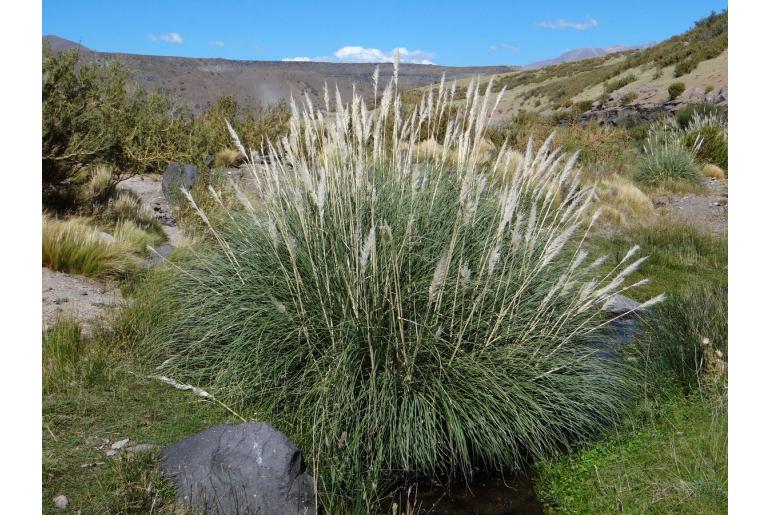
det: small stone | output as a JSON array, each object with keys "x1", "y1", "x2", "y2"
[
  {"x1": 105, "y1": 449, "x2": 118, "y2": 457},
  {"x1": 111, "y1": 438, "x2": 129, "y2": 450},
  {"x1": 53, "y1": 495, "x2": 69, "y2": 509},
  {"x1": 127, "y1": 443, "x2": 157, "y2": 454}
]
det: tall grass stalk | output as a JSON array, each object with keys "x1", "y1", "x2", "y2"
[{"x1": 141, "y1": 64, "x2": 655, "y2": 510}]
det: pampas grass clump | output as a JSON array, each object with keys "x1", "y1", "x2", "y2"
[
  {"x1": 635, "y1": 130, "x2": 703, "y2": 186},
  {"x1": 141, "y1": 65, "x2": 656, "y2": 510}
]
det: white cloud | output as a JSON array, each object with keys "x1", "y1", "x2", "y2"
[
  {"x1": 210, "y1": 40, "x2": 225, "y2": 47},
  {"x1": 490, "y1": 43, "x2": 520, "y2": 52},
  {"x1": 282, "y1": 46, "x2": 436, "y2": 64},
  {"x1": 536, "y1": 16, "x2": 598, "y2": 30},
  {"x1": 148, "y1": 32, "x2": 183, "y2": 44},
  {"x1": 282, "y1": 56, "x2": 311, "y2": 62}
]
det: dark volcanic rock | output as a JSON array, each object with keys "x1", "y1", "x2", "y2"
[
  {"x1": 162, "y1": 163, "x2": 199, "y2": 204},
  {"x1": 161, "y1": 423, "x2": 316, "y2": 515}
]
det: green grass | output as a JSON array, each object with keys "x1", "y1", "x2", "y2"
[
  {"x1": 42, "y1": 317, "x2": 238, "y2": 513},
  {"x1": 535, "y1": 392, "x2": 727, "y2": 514},
  {"x1": 535, "y1": 240, "x2": 728, "y2": 514},
  {"x1": 586, "y1": 221, "x2": 727, "y2": 300}
]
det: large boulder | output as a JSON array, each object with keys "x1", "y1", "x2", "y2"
[
  {"x1": 160, "y1": 423, "x2": 316, "y2": 514},
  {"x1": 162, "y1": 163, "x2": 199, "y2": 204}
]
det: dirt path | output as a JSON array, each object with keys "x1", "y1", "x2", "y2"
[{"x1": 43, "y1": 175, "x2": 188, "y2": 334}]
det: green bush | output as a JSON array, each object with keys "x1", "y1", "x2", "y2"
[
  {"x1": 620, "y1": 92, "x2": 639, "y2": 105},
  {"x1": 138, "y1": 78, "x2": 650, "y2": 510},
  {"x1": 674, "y1": 59, "x2": 697, "y2": 77},
  {"x1": 42, "y1": 46, "x2": 289, "y2": 212},
  {"x1": 668, "y1": 82, "x2": 686, "y2": 100},
  {"x1": 635, "y1": 132, "x2": 702, "y2": 185},
  {"x1": 604, "y1": 74, "x2": 637, "y2": 94},
  {"x1": 684, "y1": 124, "x2": 728, "y2": 170},
  {"x1": 633, "y1": 285, "x2": 727, "y2": 396}
]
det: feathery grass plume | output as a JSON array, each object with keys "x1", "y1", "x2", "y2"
[{"x1": 139, "y1": 63, "x2": 653, "y2": 511}]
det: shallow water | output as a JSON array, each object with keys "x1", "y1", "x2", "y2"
[{"x1": 398, "y1": 472, "x2": 544, "y2": 514}]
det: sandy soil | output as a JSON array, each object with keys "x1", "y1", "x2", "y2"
[{"x1": 42, "y1": 268, "x2": 123, "y2": 336}]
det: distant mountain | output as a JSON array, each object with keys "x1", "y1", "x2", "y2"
[
  {"x1": 43, "y1": 36, "x2": 519, "y2": 113},
  {"x1": 43, "y1": 35, "x2": 91, "y2": 53},
  {"x1": 525, "y1": 43, "x2": 655, "y2": 69}
]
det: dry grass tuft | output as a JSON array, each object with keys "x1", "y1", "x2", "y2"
[
  {"x1": 213, "y1": 148, "x2": 244, "y2": 168},
  {"x1": 702, "y1": 163, "x2": 725, "y2": 180},
  {"x1": 595, "y1": 175, "x2": 656, "y2": 227},
  {"x1": 43, "y1": 216, "x2": 138, "y2": 278}
]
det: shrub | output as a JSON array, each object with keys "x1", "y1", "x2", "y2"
[
  {"x1": 674, "y1": 59, "x2": 697, "y2": 77},
  {"x1": 635, "y1": 132, "x2": 702, "y2": 185},
  {"x1": 705, "y1": 85, "x2": 715, "y2": 94},
  {"x1": 620, "y1": 92, "x2": 639, "y2": 105},
  {"x1": 668, "y1": 82, "x2": 686, "y2": 100},
  {"x1": 139, "y1": 72, "x2": 654, "y2": 510},
  {"x1": 43, "y1": 216, "x2": 138, "y2": 278},
  {"x1": 604, "y1": 74, "x2": 637, "y2": 94},
  {"x1": 632, "y1": 284, "x2": 727, "y2": 396}
]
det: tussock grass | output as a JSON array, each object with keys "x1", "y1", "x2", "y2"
[
  {"x1": 594, "y1": 175, "x2": 655, "y2": 227},
  {"x1": 104, "y1": 191, "x2": 165, "y2": 237},
  {"x1": 43, "y1": 216, "x2": 138, "y2": 279},
  {"x1": 213, "y1": 148, "x2": 243, "y2": 168},
  {"x1": 112, "y1": 220, "x2": 165, "y2": 255},
  {"x1": 635, "y1": 131, "x2": 702, "y2": 186},
  {"x1": 703, "y1": 163, "x2": 726, "y2": 179},
  {"x1": 634, "y1": 284, "x2": 727, "y2": 396},
  {"x1": 139, "y1": 66, "x2": 654, "y2": 510},
  {"x1": 76, "y1": 165, "x2": 115, "y2": 207}
]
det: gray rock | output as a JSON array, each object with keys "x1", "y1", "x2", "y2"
[
  {"x1": 127, "y1": 443, "x2": 157, "y2": 454},
  {"x1": 161, "y1": 423, "x2": 316, "y2": 515},
  {"x1": 97, "y1": 231, "x2": 116, "y2": 244},
  {"x1": 53, "y1": 495, "x2": 69, "y2": 509},
  {"x1": 111, "y1": 438, "x2": 129, "y2": 450},
  {"x1": 162, "y1": 163, "x2": 199, "y2": 204},
  {"x1": 143, "y1": 243, "x2": 176, "y2": 268},
  {"x1": 604, "y1": 294, "x2": 642, "y2": 316}
]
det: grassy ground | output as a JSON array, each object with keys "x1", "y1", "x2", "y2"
[
  {"x1": 42, "y1": 318, "x2": 238, "y2": 513},
  {"x1": 533, "y1": 220, "x2": 728, "y2": 513},
  {"x1": 535, "y1": 391, "x2": 727, "y2": 514},
  {"x1": 587, "y1": 220, "x2": 727, "y2": 300}
]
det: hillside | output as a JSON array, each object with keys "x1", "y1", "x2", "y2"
[
  {"x1": 525, "y1": 44, "x2": 654, "y2": 69},
  {"x1": 419, "y1": 11, "x2": 728, "y2": 123},
  {"x1": 43, "y1": 36, "x2": 517, "y2": 112}
]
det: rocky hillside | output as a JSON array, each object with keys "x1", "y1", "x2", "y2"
[
  {"x1": 43, "y1": 36, "x2": 517, "y2": 112},
  {"x1": 418, "y1": 11, "x2": 727, "y2": 123}
]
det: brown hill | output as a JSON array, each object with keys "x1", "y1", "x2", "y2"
[{"x1": 43, "y1": 36, "x2": 518, "y2": 112}]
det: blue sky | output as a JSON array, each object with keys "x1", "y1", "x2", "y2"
[{"x1": 43, "y1": 1, "x2": 727, "y2": 66}]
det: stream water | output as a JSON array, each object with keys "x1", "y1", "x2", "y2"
[{"x1": 393, "y1": 471, "x2": 545, "y2": 514}]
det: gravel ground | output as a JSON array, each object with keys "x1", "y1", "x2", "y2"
[
  {"x1": 651, "y1": 178, "x2": 728, "y2": 236},
  {"x1": 42, "y1": 267, "x2": 123, "y2": 336}
]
